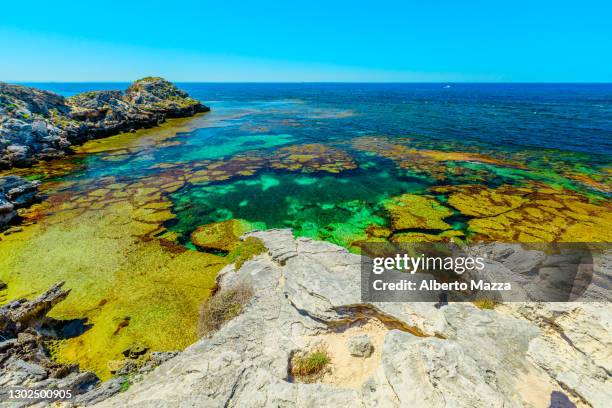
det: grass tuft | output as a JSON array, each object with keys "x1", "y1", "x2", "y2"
[
  {"x1": 291, "y1": 350, "x2": 330, "y2": 379},
  {"x1": 473, "y1": 299, "x2": 496, "y2": 309}
]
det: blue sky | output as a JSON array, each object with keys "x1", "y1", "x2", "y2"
[{"x1": 1, "y1": 0, "x2": 610, "y2": 82}]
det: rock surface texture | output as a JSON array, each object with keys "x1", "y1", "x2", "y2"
[
  {"x1": 95, "y1": 230, "x2": 610, "y2": 408},
  {"x1": 0, "y1": 175, "x2": 39, "y2": 228},
  {"x1": 0, "y1": 77, "x2": 209, "y2": 169},
  {"x1": 0, "y1": 282, "x2": 176, "y2": 407},
  {"x1": 0, "y1": 282, "x2": 102, "y2": 407}
]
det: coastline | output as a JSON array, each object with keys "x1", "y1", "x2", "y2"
[{"x1": 0, "y1": 82, "x2": 610, "y2": 407}]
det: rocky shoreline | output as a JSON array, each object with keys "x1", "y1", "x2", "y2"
[
  {"x1": 0, "y1": 176, "x2": 40, "y2": 229},
  {"x1": 0, "y1": 281, "x2": 178, "y2": 407},
  {"x1": 1, "y1": 230, "x2": 609, "y2": 407},
  {"x1": 95, "y1": 230, "x2": 609, "y2": 408},
  {"x1": 0, "y1": 77, "x2": 209, "y2": 169}
]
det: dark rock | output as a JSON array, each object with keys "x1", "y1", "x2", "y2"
[
  {"x1": 0, "y1": 281, "x2": 70, "y2": 335},
  {"x1": 122, "y1": 342, "x2": 149, "y2": 359},
  {"x1": 0, "y1": 175, "x2": 40, "y2": 228},
  {"x1": 0, "y1": 282, "x2": 101, "y2": 404},
  {"x1": 75, "y1": 377, "x2": 125, "y2": 406}
]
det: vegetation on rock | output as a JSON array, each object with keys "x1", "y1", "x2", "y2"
[
  {"x1": 198, "y1": 281, "x2": 253, "y2": 335},
  {"x1": 191, "y1": 219, "x2": 257, "y2": 252},
  {"x1": 228, "y1": 236, "x2": 267, "y2": 269},
  {"x1": 291, "y1": 349, "x2": 331, "y2": 380}
]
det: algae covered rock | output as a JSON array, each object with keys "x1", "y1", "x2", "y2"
[
  {"x1": 269, "y1": 143, "x2": 357, "y2": 173},
  {"x1": 384, "y1": 193, "x2": 453, "y2": 231},
  {"x1": 191, "y1": 219, "x2": 256, "y2": 252},
  {"x1": 125, "y1": 77, "x2": 209, "y2": 117},
  {"x1": 433, "y1": 184, "x2": 612, "y2": 242}
]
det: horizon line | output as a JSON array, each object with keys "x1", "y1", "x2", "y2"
[{"x1": 6, "y1": 80, "x2": 612, "y2": 85}]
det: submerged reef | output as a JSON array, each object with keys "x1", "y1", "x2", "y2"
[
  {"x1": 268, "y1": 143, "x2": 357, "y2": 173},
  {"x1": 191, "y1": 219, "x2": 259, "y2": 252},
  {"x1": 433, "y1": 184, "x2": 612, "y2": 242},
  {"x1": 0, "y1": 77, "x2": 208, "y2": 169}
]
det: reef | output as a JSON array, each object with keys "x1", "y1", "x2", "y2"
[
  {"x1": 268, "y1": 143, "x2": 357, "y2": 173},
  {"x1": 352, "y1": 136, "x2": 525, "y2": 181},
  {"x1": 0, "y1": 77, "x2": 209, "y2": 169},
  {"x1": 383, "y1": 193, "x2": 453, "y2": 231},
  {"x1": 432, "y1": 184, "x2": 612, "y2": 242},
  {"x1": 191, "y1": 219, "x2": 257, "y2": 252},
  {"x1": 0, "y1": 165, "x2": 226, "y2": 379}
]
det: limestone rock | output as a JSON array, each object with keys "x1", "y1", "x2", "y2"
[
  {"x1": 0, "y1": 282, "x2": 103, "y2": 406},
  {"x1": 346, "y1": 334, "x2": 373, "y2": 357},
  {"x1": 96, "y1": 230, "x2": 607, "y2": 408}
]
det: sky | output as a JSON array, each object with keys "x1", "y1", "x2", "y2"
[{"x1": 1, "y1": 0, "x2": 611, "y2": 82}]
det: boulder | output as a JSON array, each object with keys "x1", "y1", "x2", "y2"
[{"x1": 0, "y1": 175, "x2": 40, "y2": 229}]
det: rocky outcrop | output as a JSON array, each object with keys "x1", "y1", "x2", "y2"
[
  {"x1": 0, "y1": 282, "x2": 102, "y2": 407},
  {"x1": 0, "y1": 175, "x2": 40, "y2": 229},
  {"x1": 0, "y1": 280, "x2": 181, "y2": 407},
  {"x1": 0, "y1": 77, "x2": 209, "y2": 169},
  {"x1": 96, "y1": 230, "x2": 609, "y2": 408}
]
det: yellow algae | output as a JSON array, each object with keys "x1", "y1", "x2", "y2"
[
  {"x1": 434, "y1": 184, "x2": 612, "y2": 242},
  {"x1": 391, "y1": 230, "x2": 464, "y2": 244},
  {"x1": 269, "y1": 143, "x2": 357, "y2": 173},
  {"x1": 190, "y1": 219, "x2": 258, "y2": 252},
  {"x1": 352, "y1": 136, "x2": 525, "y2": 180},
  {"x1": 75, "y1": 113, "x2": 209, "y2": 155},
  {"x1": 383, "y1": 194, "x2": 453, "y2": 231},
  {"x1": 0, "y1": 167, "x2": 228, "y2": 380},
  {"x1": 89, "y1": 188, "x2": 111, "y2": 197}
]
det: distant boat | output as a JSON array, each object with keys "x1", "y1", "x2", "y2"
[{"x1": 443, "y1": 85, "x2": 451, "y2": 89}]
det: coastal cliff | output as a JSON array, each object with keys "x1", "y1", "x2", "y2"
[{"x1": 0, "y1": 77, "x2": 209, "y2": 169}]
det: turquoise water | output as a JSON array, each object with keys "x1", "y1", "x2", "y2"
[{"x1": 28, "y1": 83, "x2": 612, "y2": 247}]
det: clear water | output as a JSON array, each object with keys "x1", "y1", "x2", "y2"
[{"x1": 23, "y1": 83, "x2": 612, "y2": 247}]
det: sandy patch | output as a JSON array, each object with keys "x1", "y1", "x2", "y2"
[{"x1": 299, "y1": 318, "x2": 388, "y2": 389}]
